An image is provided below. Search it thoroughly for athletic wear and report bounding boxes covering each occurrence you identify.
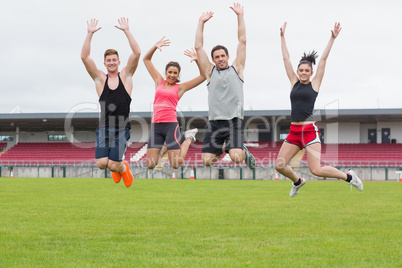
[202,118,244,155]
[96,74,131,162]
[184,128,198,142]
[285,122,321,149]
[148,122,181,150]
[289,178,306,197]
[347,170,363,191]
[99,74,131,129]
[207,66,244,120]
[112,171,121,183]
[95,127,130,161]
[121,161,133,187]
[290,81,318,122]
[152,81,180,123]
[243,144,256,169]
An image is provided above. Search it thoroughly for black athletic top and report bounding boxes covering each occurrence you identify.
[290,81,318,122]
[98,74,131,128]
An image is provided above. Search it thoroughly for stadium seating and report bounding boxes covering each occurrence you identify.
[0,142,7,151]
[0,142,146,166]
[1,141,402,167]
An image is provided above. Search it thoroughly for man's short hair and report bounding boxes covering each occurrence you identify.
[211,45,228,58]
[104,49,119,60]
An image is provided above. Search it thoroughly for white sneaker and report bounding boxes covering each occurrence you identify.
[289,178,306,197]
[347,170,363,191]
[184,128,198,142]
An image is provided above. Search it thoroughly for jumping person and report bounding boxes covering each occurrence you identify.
[143,37,205,169]
[275,22,363,197]
[194,3,255,169]
[81,18,140,187]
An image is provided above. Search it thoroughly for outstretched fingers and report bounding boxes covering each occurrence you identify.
[156,36,170,51]
[87,18,101,33]
[230,2,244,16]
[199,11,214,23]
[184,48,197,63]
[115,17,129,31]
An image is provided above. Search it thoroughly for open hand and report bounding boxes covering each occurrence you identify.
[87,18,101,34]
[230,2,244,16]
[115,17,130,32]
[184,48,198,63]
[155,36,170,51]
[199,11,214,23]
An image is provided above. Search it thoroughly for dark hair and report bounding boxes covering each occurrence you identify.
[298,50,318,69]
[165,61,181,73]
[211,45,229,58]
[165,61,181,82]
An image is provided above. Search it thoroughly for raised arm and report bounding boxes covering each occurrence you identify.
[280,22,298,86]
[115,17,141,78]
[312,22,342,91]
[178,48,206,98]
[143,37,170,88]
[81,19,103,82]
[231,3,246,78]
[194,12,214,82]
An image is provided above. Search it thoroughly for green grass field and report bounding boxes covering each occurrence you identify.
[0,178,401,267]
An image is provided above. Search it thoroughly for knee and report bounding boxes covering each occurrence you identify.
[202,158,213,167]
[146,158,156,170]
[146,162,156,170]
[275,159,286,172]
[171,163,181,170]
[107,161,121,172]
[309,167,321,177]
[230,155,243,164]
[229,150,244,164]
[96,159,108,170]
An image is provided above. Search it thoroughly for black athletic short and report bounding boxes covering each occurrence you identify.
[147,122,181,150]
[202,118,244,155]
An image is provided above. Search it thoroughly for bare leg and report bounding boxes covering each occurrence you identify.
[96,157,109,170]
[305,143,347,180]
[146,148,161,169]
[275,142,301,183]
[202,153,222,167]
[167,137,194,169]
[228,148,245,163]
[107,159,125,173]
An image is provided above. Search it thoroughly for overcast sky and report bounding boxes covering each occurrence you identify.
[1,0,401,114]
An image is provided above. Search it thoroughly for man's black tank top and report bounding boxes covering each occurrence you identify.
[99,74,131,128]
[290,81,318,122]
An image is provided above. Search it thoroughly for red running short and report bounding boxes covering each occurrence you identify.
[285,122,321,149]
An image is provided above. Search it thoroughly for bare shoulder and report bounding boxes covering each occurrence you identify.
[231,63,244,81]
[311,78,320,93]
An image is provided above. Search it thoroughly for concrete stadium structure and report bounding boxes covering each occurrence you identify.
[1,108,402,180]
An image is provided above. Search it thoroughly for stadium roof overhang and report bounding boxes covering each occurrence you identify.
[0,108,401,132]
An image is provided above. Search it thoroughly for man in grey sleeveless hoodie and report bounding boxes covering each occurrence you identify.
[194,3,255,169]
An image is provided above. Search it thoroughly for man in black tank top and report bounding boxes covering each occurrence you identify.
[81,17,141,188]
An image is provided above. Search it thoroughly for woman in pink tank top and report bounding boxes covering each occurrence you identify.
[143,36,205,170]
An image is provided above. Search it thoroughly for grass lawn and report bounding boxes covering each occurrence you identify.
[0,178,401,267]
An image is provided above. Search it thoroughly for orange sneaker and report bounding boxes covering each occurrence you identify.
[112,171,122,183]
[121,161,133,188]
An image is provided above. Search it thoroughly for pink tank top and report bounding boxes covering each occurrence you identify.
[152,81,180,123]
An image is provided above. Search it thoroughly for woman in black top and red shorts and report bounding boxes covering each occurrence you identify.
[275,22,363,197]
